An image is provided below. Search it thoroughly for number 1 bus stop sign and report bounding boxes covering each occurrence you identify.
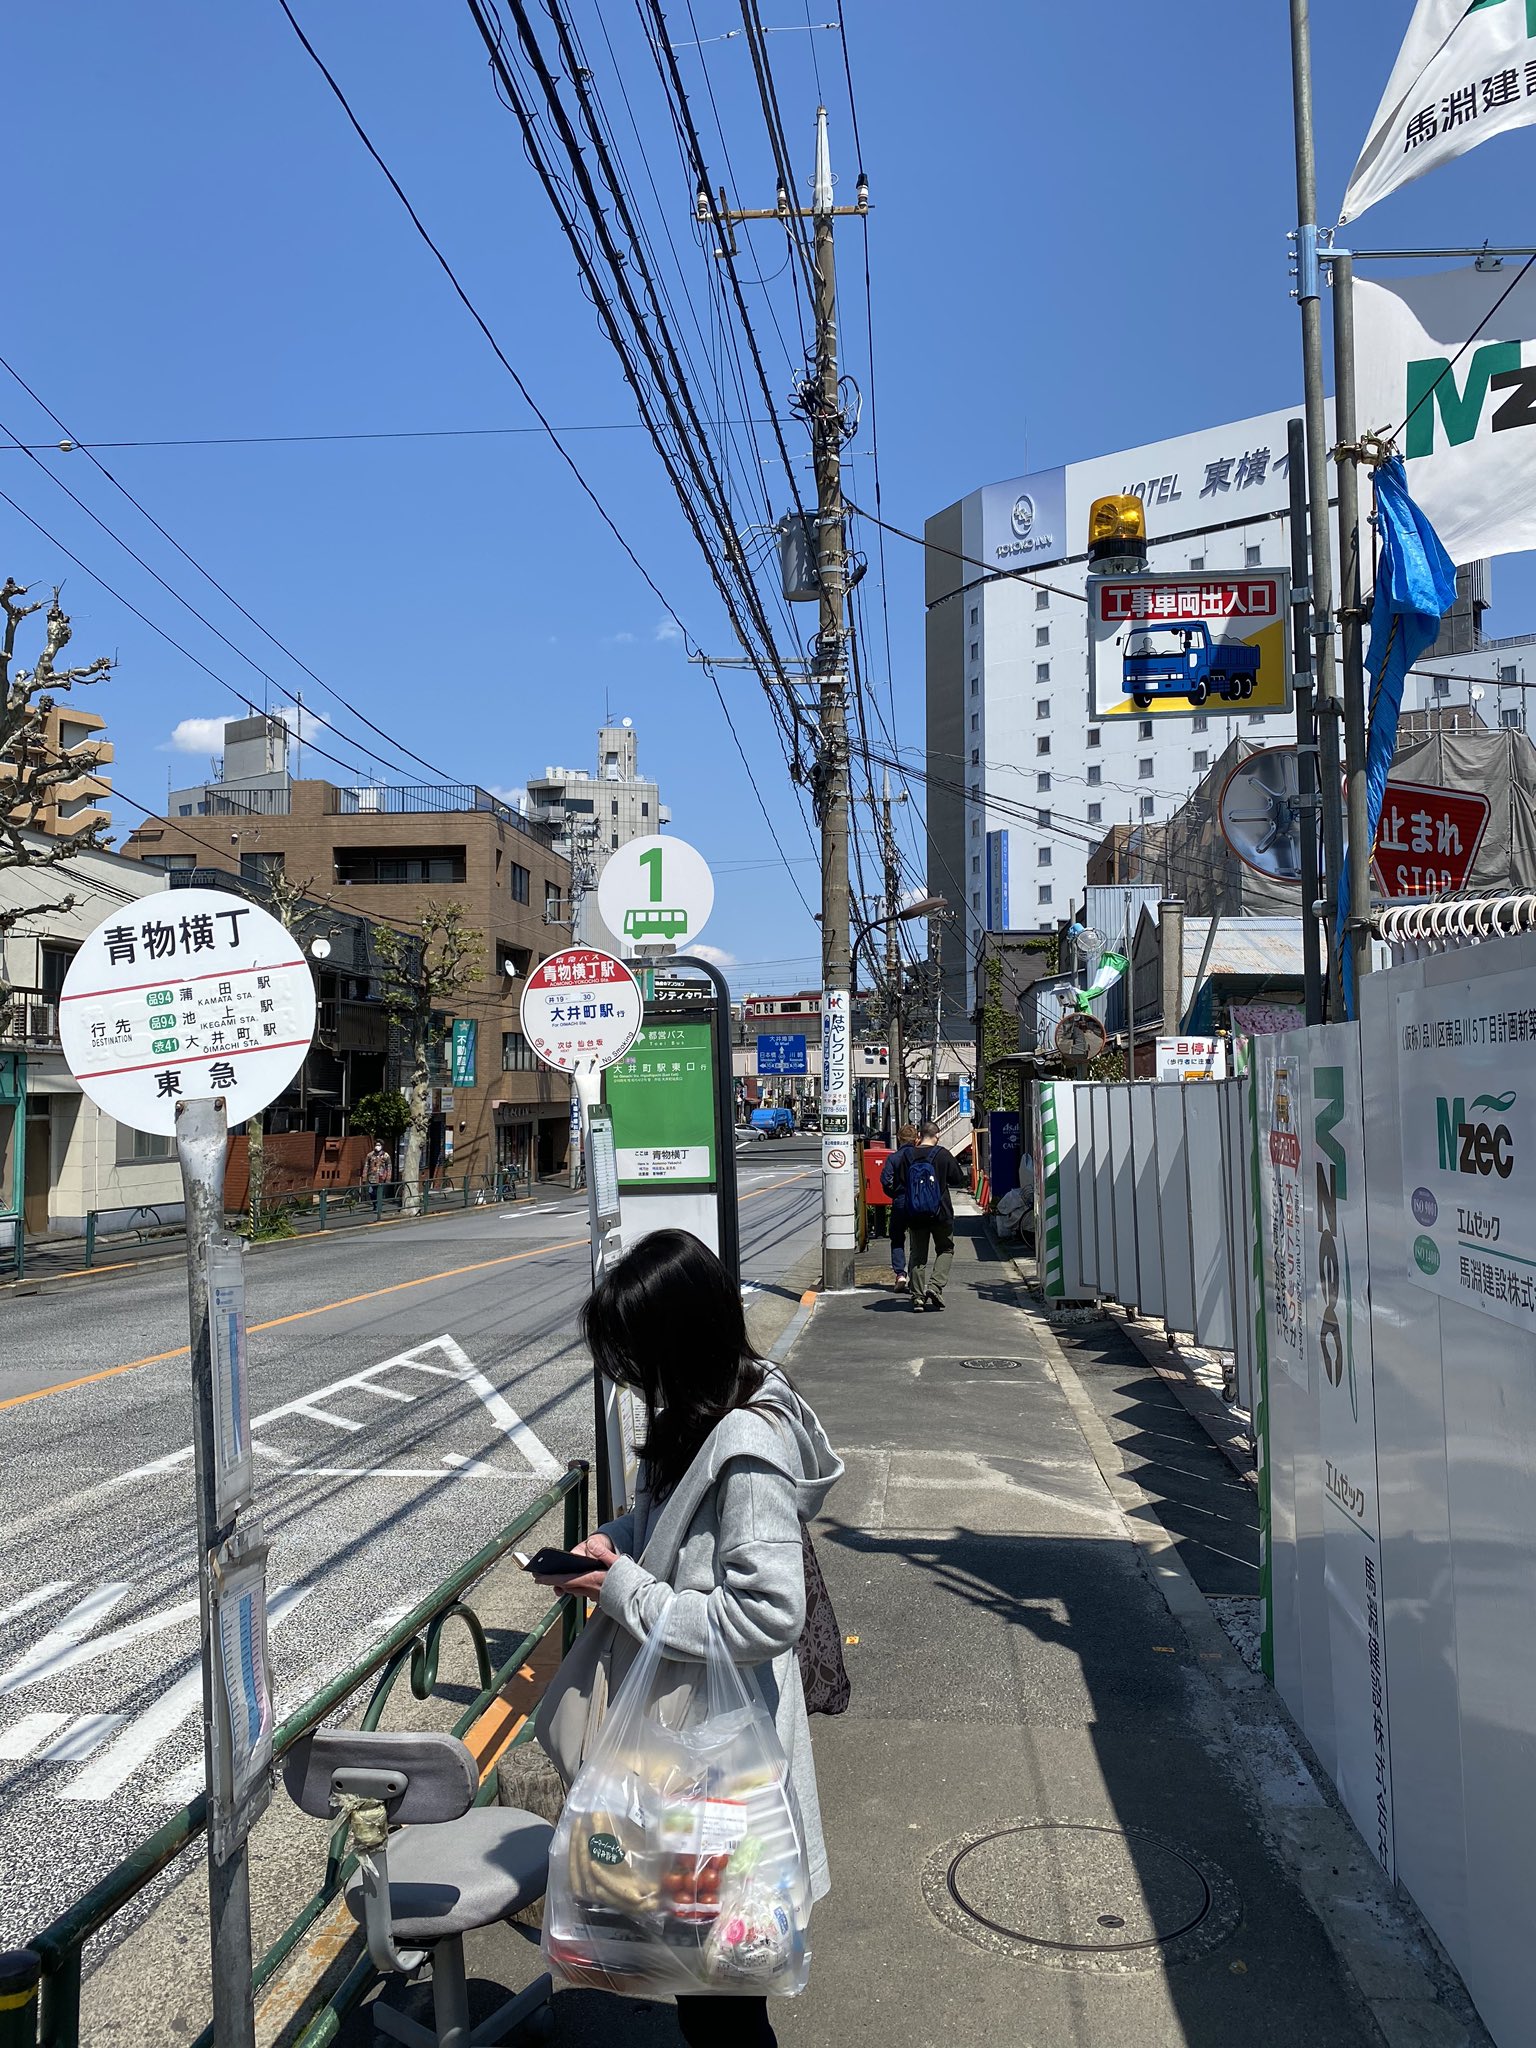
[58,886,318,1132]
[597,835,714,951]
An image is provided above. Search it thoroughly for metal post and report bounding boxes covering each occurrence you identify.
[84,1211,96,1270]
[0,1950,41,2048]
[811,107,856,1292]
[1332,249,1374,1005]
[671,953,743,1285]
[177,1097,256,2048]
[1289,0,1346,1018]
[929,922,943,1121]
[1288,416,1326,1025]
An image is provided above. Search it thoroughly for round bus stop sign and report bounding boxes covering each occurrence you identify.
[520,946,644,1073]
[596,836,714,952]
[58,888,317,1136]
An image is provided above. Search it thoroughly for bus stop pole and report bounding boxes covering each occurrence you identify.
[671,954,741,1287]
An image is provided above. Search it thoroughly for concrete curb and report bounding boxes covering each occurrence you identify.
[1015,1257,1491,2048]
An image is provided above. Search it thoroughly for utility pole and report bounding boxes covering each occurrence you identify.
[1331,250,1374,1006]
[928,922,944,1122]
[703,110,868,1289]
[881,769,904,1138]
[1288,0,1347,1019]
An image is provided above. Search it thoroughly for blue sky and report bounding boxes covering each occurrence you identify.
[7,2,1536,991]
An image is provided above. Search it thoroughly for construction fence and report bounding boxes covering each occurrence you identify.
[1033,930,1536,2048]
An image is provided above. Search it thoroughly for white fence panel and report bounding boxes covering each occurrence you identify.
[1152,1083,1196,1333]
[1182,1084,1233,1347]
[1128,1083,1164,1319]
[1074,1082,1101,1294]
[1091,1085,1115,1298]
[1107,1086,1140,1308]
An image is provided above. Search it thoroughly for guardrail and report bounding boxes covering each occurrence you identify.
[2,1462,589,2048]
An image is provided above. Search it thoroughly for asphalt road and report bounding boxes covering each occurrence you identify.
[0,1157,819,1948]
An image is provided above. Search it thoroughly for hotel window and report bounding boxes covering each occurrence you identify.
[1189,555,1205,571]
[1194,750,1209,772]
[1138,719,1153,739]
[970,678,978,697]
[1192,712,1208,733]
[1036,737,1050,756]
[1037,662,1050,683]
[970,712,979,732]
[971,748,980,765]
[1140,795,1155,818]
[1245,542,1262,566]
[1036,698,1050,719]
[972,854,981,875]
[1035,589,1049,610]
[1036,772,1051,793]
[1087,764,1102,786]
[971,817,981,836]
[972,891,980,910]
[969,606,978,626]
[1139,758,1153,778]
[1087,727,1101,748]
[970,642,978,661]
[1037,845,1051,866]
[1248,712,1266,726]
[1087,802,1102,825]
[1035,626,1050,648]
[1038,884,1053,905]
[1037,809,1051,829]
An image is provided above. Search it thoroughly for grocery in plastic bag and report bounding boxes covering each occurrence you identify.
[542,1595,813,1998]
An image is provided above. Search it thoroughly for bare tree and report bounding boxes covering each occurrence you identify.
[1,581,112,1023]
[240,868,331,1235]
[372,904,484,1214]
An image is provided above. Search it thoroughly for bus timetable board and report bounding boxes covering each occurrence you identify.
[605,1020,718,1187]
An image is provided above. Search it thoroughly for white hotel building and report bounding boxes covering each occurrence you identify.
[925,404,1334,1007]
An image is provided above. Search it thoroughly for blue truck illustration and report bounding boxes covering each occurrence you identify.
[1121,619,1261,708]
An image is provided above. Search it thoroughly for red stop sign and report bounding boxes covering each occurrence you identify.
[1371,779,1490,899]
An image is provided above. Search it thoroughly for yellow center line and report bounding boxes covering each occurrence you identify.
[0,1169,815,1414]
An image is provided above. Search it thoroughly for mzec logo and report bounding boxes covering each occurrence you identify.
[1436,1092,1516,1180]
[1407,345,1536,458]
[1314,1065,1356,1418]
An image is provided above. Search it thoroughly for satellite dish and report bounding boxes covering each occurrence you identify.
[1055,1011,1107,1062]
[1218,745,1305,882]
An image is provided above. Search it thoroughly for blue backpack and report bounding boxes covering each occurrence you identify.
[906,1149,943,1218]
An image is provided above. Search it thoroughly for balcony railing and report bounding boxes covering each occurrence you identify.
[200,787,293,817]
[0,989,60,1048]
[325,782,555,844]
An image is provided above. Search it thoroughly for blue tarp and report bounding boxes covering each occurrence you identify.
[1339,454,1458,1018]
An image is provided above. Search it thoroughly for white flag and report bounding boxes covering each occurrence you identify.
[1341,0,1536,223]
[1353,265,1536,563]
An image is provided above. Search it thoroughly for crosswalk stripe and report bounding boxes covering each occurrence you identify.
[39,1714,127,1761]
[0,1584,73,1630]
[0,1712,70,1759]
[0,1585,131,1696]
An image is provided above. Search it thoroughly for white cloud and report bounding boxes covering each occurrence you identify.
[487,784,528,810]
[688,942,736,970]
[654,618,683,644]
[160,716,228,755]
[604,630,637,646]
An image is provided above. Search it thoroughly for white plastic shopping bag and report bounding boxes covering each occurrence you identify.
[541,1597,812,1997]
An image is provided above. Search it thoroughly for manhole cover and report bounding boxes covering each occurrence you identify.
[955,1358,1023,1371]
[922,1820,1241,1973]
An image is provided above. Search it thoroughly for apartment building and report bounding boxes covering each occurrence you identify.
[121,715,575,1183]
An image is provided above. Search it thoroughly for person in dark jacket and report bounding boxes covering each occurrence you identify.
[879,1122,920,1288]
[896,1120,968,1311]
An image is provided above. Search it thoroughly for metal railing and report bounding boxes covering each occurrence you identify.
[324,783,555,846]
[2,1464,589,2048]
[0,991,60,1049]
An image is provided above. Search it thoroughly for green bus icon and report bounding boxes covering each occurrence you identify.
[623,906,689,941]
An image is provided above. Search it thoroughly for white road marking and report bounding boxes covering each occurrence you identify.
[0,1711,70,1759]
[0,1583,72,1629]
[0,1592,201,1694]
[0,1584,132,1696]
[63,1585,312,1803]
[39,1714,126,1761]
[117,1334,559,1484]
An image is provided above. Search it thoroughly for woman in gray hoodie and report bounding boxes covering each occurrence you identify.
[535,1228,843,2048]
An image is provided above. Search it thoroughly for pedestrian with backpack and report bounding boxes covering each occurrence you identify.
[878,1122,920,1288]
[896,1120,968,1312]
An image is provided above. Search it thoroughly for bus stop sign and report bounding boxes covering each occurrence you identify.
[597,835,714,950]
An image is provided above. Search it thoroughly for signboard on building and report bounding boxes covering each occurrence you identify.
[519,946,643,1072]
[606,1021,716,1186]
[1087,568,1292,722]
[757,1032,808,1076]
[1371,779,1490,899]
[451,1017,477,1088]
[1155,1036,1228,1083]
[596,835,714,951]
[985,828,1010,931]
[1397,966,1536,1334]
[821,988,851,1137]
[57,887,317,1137]
[978,465,1068,569]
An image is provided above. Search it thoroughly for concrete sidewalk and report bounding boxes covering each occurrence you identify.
[344,1206,1483,2048]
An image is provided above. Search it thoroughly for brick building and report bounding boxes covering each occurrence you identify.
[121,717,575,1182]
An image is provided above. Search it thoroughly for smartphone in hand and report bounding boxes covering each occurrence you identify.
[514,1547,609,1578]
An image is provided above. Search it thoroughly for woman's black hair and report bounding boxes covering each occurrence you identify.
[580,1229,767,1498]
